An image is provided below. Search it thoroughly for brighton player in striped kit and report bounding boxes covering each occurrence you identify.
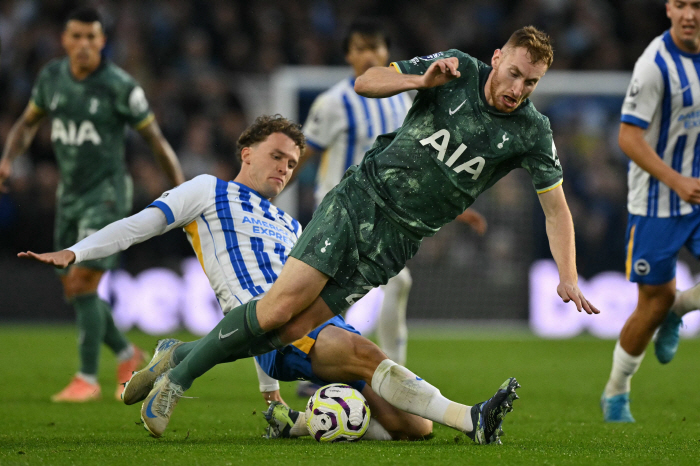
[21,115,514,443]
[602,0,700,422]
[300,19,415,370]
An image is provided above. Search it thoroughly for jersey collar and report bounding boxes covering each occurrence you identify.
[231,181,268,201]
[64,56,108,83]
[662,30,700,59]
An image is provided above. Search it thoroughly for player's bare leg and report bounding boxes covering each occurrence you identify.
[603,280,675,422]
[307,326,517,444]
[53,266,145,402]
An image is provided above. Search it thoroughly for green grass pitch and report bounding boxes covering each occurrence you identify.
[0,325,698,465]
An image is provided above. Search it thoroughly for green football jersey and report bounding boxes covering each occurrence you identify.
[355,49,562,238]
[30,58,153,210]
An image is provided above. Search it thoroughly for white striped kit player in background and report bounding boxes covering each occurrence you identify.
[602,0,700,422]
[300,19,486,373]
[21,115,508,443]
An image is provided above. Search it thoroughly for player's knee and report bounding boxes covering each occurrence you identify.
[392,267,412,290]
[638,284,676,316]
[63,271,100,298]
[348,336,387,380]
[408,419,433,440]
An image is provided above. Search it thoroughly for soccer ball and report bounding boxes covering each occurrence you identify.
[305,383,370,442]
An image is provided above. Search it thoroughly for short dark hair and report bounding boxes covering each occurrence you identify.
[236,115,305,161]
[342,18,390,55]
[503,26,554,68]
[65,7,102,27]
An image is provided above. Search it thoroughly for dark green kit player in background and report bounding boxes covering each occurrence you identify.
[0,7,184,402]
[121,26,600,440]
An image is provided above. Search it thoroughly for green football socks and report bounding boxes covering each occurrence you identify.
[168,300,282,390]
[73,294,131,376]
[98,298,129,355]
[73,294,106,376]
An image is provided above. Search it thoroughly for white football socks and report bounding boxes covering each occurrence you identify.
[377,268,412,365]
[116,344,135,363]
[669,284,700,317]
[604,341,645,398]
[289,412,309,438]
[371,359,473,433]
[77,372,98,385]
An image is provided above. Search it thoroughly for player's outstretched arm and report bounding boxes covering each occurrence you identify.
[538,185,600,315]
[619,122,700,204]
[0,104,45,193]
[18,250,75,268]
[355,58,461,98]
[19,208,167,267]
[138,119,185,187]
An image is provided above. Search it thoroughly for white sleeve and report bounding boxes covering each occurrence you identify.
[302,92,346,150]
[68,208,167,263]
[254,358,280,393]
[621,57,663,129]
[148,174,215,230]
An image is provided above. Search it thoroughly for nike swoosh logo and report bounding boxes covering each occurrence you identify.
[679,84,692,94]
[149,360,162,373]
[219,328,239,339]
[449,99,467,115]
[145,390,160,418]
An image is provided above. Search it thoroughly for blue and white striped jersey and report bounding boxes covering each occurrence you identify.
[303,77,412,206]
[148,175,301,313]
[622,31,700,218]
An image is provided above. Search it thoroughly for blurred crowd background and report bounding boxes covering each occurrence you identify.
[0,0,678,321]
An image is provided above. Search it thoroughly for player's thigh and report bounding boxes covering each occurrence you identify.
[276,296,335,345]
[684,208,700,259]
[256,257,330,330]
[61,266,105,297]
[626,214,687,284]
[309,325,387,384]
[360,384,432,440]
[636,280,677,319]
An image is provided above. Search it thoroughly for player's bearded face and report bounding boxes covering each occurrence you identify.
[241,133,300,199]
[62,21,105,71]
[489,47,547,113]
[667,0,700,53]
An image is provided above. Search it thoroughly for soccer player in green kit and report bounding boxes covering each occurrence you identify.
[0,7,184,402]
[132,26,599,441]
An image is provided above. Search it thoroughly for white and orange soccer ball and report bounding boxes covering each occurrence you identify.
[305,383,370,442]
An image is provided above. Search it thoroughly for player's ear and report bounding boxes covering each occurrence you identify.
[240,146,252,164]
[491,49,502,68]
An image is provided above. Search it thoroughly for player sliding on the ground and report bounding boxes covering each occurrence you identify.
[20,115,518,444]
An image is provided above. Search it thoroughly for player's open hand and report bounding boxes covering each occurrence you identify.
[421,58,461,89]
[557,281,600,314]
[672,175,700,204]
[18,250,76,268]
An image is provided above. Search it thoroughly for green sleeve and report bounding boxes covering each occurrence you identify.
[521,123,563,194]
[114,80,154,129]
[391,49,472,76]
[29,67,50,111]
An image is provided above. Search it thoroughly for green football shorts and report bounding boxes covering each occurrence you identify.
[290,169,421,315]
[54,197,130,275]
